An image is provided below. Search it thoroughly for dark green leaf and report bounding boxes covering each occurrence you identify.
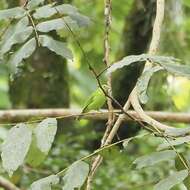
[30,175,59,190]
[133,150,176,169]
[62,161,89,190]
[0,7,25,20]
[1,123,32,176]
[39,35,73,59]
[154,170,188,190]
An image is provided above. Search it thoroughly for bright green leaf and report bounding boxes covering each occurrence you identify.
[154,170,188,190]
[34,118,57,154]
[0,7,25,20]
[39,35,73,59]
[62,161,89,190]
[1,123,32,176]
[30,175,59,190]
[8,38,36,73]
[133,150,176,169]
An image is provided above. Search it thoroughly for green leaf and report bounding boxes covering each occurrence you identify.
[36,17,78,32]
[26,134,47,167]
[1,123,32,176]
[27,0,45,10]
[34,118,57,154]
[8,38,36,73]
[164,127,190,137]
[158,61,190,78]
[69,13,91,27]
[62,161,89,190]
[137,66,163,104]
[106,54,180,74]
[0,7,25,20]
[39,35,73,60]
[133,150,176,169]
[1,27,33,55]
[154,170,188,190]
[30,175,59,190]
[33,4,78,19]
[33,4,56,19]
[157,136,190,151]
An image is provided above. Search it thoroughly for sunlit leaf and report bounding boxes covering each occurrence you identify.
[137,66,163,104]
[8,38,36,73]
[39,35,73,59]
[34,118,57,154]
[69,13,91,27]
[1,123,32,176]
[62,161,89,190]
[157,136,190,150]
[0,7,25,20]
[133,150,176,169]
[30,175,59,190]
[154,170,188,190]
[36,17,78,32]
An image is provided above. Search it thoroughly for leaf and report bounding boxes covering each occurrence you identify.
[106,54,180,75]
[36,17,78,32]
[34,118,57,154]
[39,35,73,60]
[62,161,89,190]
[158,61,190,78]
[33,4,78,19]
[69,13,91,27]
[154,170,188,190]
[30,175,59,190]
[133,150,176,169]
[157,136,190,151]
[164,127,190,137]
[137,66,163,104]
[0,7,25,20]
[8,38,36,73]
[1,123,32,176]
[26,134,47,167]
[27,0,45,10]
[33,4,56,19]
[1,27,33,55]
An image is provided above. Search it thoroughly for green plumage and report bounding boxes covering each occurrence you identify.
[81,86,107,114]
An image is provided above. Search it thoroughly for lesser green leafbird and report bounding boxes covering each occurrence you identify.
[79,85,108,119]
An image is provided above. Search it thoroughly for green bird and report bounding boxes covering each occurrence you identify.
[79,85,108,119]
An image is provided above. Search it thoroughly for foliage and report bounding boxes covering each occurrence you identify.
[0,0,190,190]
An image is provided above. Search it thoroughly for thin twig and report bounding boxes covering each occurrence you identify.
[0,176,20,190]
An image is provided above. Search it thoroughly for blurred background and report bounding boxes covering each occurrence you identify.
[0,0,190,189]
